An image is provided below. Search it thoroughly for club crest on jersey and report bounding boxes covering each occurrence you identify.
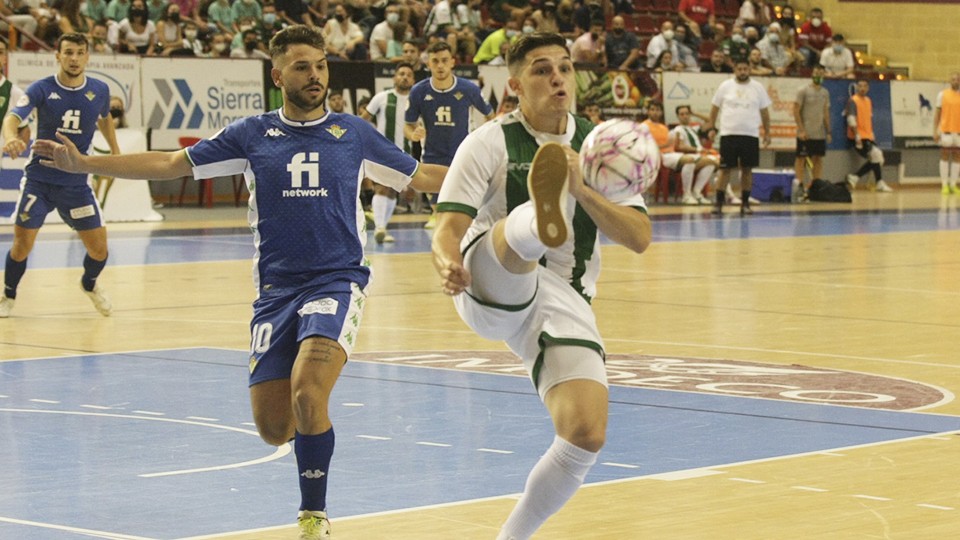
[454,92,464,100]
[85,91,96,101]
[325,124,347,139]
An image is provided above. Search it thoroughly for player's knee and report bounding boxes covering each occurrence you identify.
[565,422,606,453]
[257,420,295,446]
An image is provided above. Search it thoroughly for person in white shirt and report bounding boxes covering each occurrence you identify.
[645,20,679,69]
[820,33,855,79]
[369,3,402,60]
[665,105,717,205]
[706,60,772,215]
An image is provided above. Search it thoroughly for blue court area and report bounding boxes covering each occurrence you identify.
[1,207,959,270]
[2,348,960,540]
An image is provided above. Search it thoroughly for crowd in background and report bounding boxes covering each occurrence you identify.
[0,0,860,79]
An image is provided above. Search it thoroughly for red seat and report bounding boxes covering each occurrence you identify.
[178,137,246,208]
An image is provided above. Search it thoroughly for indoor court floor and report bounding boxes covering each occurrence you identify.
[2,187,960,539]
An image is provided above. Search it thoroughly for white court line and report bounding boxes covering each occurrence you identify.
[416,441,452,447]
[132,410,165,416]
[478,448,514,454]
[792,486,829,493]
[729,478,766,484]
[356,435,391,441]
[854,494,893,501]
[0,515,156,540]
[0,408,287,478]
[81,404,115,410]
[28,398,60,404]
[602,462,640,469]
[185,416,219,422]
[917,504,954,511]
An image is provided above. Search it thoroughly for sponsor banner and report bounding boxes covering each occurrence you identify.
[663,72,807,150]
[9,52,142,127]
[890,79,944,148]
[478,64,513,116]
[351,351,950,411]
[142,57,264,148]
[576,68,658,120]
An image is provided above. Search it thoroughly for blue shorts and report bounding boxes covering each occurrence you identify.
[14,179,104,230]
[247,282,367,387]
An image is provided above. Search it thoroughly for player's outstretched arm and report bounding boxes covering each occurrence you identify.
[409,163,447,193]
[33,132,193,180]
[431,211,473,296]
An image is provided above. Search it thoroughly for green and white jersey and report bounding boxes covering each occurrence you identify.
[437,110,648,301]
[365,88,411,152]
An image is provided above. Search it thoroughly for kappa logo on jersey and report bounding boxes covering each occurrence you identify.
[298,298,339,317]
[300,469,326,479]
[283,152,329,198]
[49,92,62,100]
[325,124,347,139]
[264,128,286,137]
[424,94,434,101]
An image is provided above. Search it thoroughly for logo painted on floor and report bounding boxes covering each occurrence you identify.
[352,351,947,411]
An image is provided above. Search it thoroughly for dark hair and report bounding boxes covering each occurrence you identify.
[269,24,325,62]
[506,32,567,73]
[395,61,415,72]
[675,104,691,115]
[833,33,844,42]
[58,32,88,52]
[503,95,519,105]
[426,41,453,55]
[647,100,663,110]
[813,63,826,70]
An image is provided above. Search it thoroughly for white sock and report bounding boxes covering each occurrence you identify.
[680,163,695,195]
[694,165,715,195]
[503,202,546,262]
[372,194,396,230]
[497,436,598,540]
[951,161,960,187]
[941,160,950,186]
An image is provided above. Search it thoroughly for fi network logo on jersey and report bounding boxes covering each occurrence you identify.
[283,152,329,198]
[148,78,204,129]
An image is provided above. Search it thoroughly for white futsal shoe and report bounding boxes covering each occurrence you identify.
[0,295,14,318]
[527,142,569,248]
[875,180,894,192]
[298,510,331,540]
[82,282,112,316]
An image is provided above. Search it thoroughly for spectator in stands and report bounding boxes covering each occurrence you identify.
[701,48,731,73]
[232,0,263,27]
[820,33,854,79]
[673,23,700,72]
[90,21,114,52]
[721,25,750,67]
[328,88,347,113]
[231,28,271,58]
[181,19,205,55]
[258,2,285,43]
[84,0,109,24]
[59,0,92,35]
[491,0,531,25]
[645,20,678,69]
[106,0,132,22]
[473,19,517,64]
[747,47,772,76]
[323,3,367,60]
[669,104,717,205]
[117,0,157,54]
[678,0,715,44]
[169,0,201,26]
[0,0,39,44]
[146,0,165,21]
[499,95,519,116]
[582,101,603,125]
[736,0,770,33]
[571,18,605,65]
[423,0,458,47]
[349,0,378,40]
[797,6,831,67]
[531,0,559,34]
[711,21,726,45]
[370,3,402,60]
[777,4,796,32]
[573,0,603,35]
[156,4,184,55]
[207,0,236,39]
[846,79,892,192]
[605,15,641,70]
[554,0,576,38]
[653,50,680,73]
[276,0,316,27]
[209,31,231,57]
[756,22,793,75]
[456,0,484,40]
[402,39,426,70]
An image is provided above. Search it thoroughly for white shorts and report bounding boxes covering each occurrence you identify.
[941,133,960,148]
[661,152,685,170]
[452,262,606,399]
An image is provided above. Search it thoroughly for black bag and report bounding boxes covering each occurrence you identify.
[807,179,852,203]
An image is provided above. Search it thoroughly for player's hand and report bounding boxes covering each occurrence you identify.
[855,138,862,150]
[4,138,26,157]
[797,129,807,141]
[437,261,471,296]
[411,126,426,142]
[934,132,940,143]
[762,134,771,148]
[32,132,84,173]
[826,132,832,144]
[561,145,586,199]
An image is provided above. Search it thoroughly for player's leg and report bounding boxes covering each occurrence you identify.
[865,142,890,191]
[677,155,698,205]
[76,226,112,316]
[738,137,760,214]
[940,135,953,194]
[1,181,53,316]
[713,136,738,214]
[693,157,716,204]
[948,136,960,193]
[497,345,607,540]
[794,138,808,187]
[371,183,398,244]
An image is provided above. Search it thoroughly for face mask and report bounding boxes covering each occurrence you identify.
[747,36,758,45]
[184,29,197,39]
[768,33,779,44]
[662,29,674,41]
[213,42,227,52]
[245,41,256,51]
[812,76,823,85]
[130,8,147,19]
[109,108,123,119]
[522,25,534,34]
[170,13,179,22]
[590,32,598,40]
[386,12,399,23]
[263,13,276,24]
[732,34,744,43]
[811,17,821,28]
[505,29,517,38]
[833,44,843,53]
[334,13,345,22]
[612,27,623,35]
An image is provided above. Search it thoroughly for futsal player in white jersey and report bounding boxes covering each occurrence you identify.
[34,25,447,540]
[432,33,652,540]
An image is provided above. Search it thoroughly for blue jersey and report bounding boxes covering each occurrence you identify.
[186,110,419,296]
[405,76,492,166]
[10,75,110,186]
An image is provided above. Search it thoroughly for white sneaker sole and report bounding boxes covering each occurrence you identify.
[527,142,569,248]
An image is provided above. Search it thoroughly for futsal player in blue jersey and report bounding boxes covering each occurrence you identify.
[34,25,448,540]
[0,33,119,318]
[404,41,494,227]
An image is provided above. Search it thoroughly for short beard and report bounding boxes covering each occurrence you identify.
[286,86,328,114]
